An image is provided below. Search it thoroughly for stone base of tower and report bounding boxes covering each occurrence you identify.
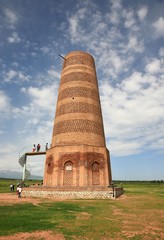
[43,145,112,187]
[22,186,124,199]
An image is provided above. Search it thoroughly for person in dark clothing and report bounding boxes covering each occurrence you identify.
[37,144,41,152]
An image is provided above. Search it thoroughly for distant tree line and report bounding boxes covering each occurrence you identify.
[113,180,164,183]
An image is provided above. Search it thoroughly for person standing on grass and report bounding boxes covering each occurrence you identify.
[18,186,22,198]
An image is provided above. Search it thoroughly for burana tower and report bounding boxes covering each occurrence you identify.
[44,51,112,187]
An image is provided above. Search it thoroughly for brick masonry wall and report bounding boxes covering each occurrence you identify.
[52,50,105,147]
[44,51,112,188]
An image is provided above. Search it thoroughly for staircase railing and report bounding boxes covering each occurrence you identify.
[18,146,31,181]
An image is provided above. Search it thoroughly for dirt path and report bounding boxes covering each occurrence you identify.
[0,231,65,240]
[0,193,41,205]
[0,193,65,205]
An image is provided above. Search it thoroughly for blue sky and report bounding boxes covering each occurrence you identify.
[0,0,163,180]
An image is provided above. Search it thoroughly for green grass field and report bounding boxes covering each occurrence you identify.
[0,180,163,239]
[0,178,42,193]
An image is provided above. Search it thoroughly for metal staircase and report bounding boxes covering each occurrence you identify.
[19,153,26,167]
[18,146,46,181]
[18,153,30,180]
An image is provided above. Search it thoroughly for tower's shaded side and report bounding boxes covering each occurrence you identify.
[44,51,112,187]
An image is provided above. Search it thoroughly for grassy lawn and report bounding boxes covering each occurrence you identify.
[0,178,42,193]
[0,181,163,239]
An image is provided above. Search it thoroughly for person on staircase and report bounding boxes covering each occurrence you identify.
[37,143,41,152]
[32,144,36,152]
[45,143,48,151]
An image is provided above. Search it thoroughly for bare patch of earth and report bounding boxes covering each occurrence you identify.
[113,196,164,240]
[0,193,62,205]
[0,231,65,240]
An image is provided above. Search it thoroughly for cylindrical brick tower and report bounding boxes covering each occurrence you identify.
[44,51,112,187]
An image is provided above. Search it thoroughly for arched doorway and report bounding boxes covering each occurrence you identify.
[92,162,100,185]
[63,161,73,186]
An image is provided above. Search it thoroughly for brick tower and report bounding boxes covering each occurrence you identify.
[44,51,112,187]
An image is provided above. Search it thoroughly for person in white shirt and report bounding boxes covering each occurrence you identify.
[17,186,22,198]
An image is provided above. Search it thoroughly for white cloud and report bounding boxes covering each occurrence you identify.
[124,10,136,28]
[0,91,27,119]
[110,140,141,156]
[18,71,30,81]
[110,0,122,10]
[108,0,122,25]
[27,85,57,111]
[66,1,145,81]
[6,70,17,81]
[0,143,17,154]
[159,47,164,57]
[3,8,18,25]
[149,138,164,151]
[47,69,60,79]
[110,50,123,73]
[145,58,161,74]
[137,6,148,21]
[7,32,21,43]
[153,17,164,38]
[40,47,50,54]
[68,16,79,43]
[127,36,144,52]
[100,69,163,156]
[4,69,30,82]
[20,87,26,93]
[0,91,11,113]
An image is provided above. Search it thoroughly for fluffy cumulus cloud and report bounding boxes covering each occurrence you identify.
[3,7,18,26]
[153,17,164,38]
[145,58,161,74]
[100,67,163,156]
[27,85,57,111]
[7,31,21,43]
[0,90,11,116]
[137,6,148,21]
[66,0,146,80]
[4,69,30,82]
[127,36,144,52]
[124,9,136,29]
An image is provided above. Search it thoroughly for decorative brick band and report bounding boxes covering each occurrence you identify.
[58,87,99,101]
[53,119,104,136]
[62,66,95,75]
[61,72,97,85]
[56,102,102,117]
[63,55,95,69]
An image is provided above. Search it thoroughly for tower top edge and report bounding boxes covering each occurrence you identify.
[64,50,94,59]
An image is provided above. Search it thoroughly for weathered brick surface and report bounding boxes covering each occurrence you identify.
[61,72,96,85]
[53,119,104,135]
[44,51,112,189]
[56,102,101,117]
